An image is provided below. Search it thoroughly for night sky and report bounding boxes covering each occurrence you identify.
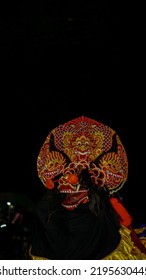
[1,1,145,225]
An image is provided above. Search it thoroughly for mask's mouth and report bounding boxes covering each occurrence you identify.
[59,185,89,210]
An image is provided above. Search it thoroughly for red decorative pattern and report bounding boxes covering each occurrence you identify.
[37,116,128,193]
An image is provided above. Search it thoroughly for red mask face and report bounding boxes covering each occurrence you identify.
[58,173,89,210]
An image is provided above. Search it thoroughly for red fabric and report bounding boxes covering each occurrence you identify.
[110,197,132,227]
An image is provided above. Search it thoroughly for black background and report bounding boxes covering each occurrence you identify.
[1,0,146,225]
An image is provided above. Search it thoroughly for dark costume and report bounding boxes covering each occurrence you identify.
[30,116,146,260]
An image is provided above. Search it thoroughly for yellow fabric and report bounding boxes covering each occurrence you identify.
[103,226,146,260]
[134,226,146,250]
[29,246,48,260]
[140,239,146,248]
[29,226,146,260]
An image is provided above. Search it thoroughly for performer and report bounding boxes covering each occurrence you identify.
[29,116,146,259]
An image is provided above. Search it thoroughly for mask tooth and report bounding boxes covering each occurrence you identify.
[76,184,80,192]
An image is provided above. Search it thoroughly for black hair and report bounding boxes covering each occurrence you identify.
[78,168,120,227]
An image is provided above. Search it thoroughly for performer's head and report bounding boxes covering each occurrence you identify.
[37,116,128,215]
